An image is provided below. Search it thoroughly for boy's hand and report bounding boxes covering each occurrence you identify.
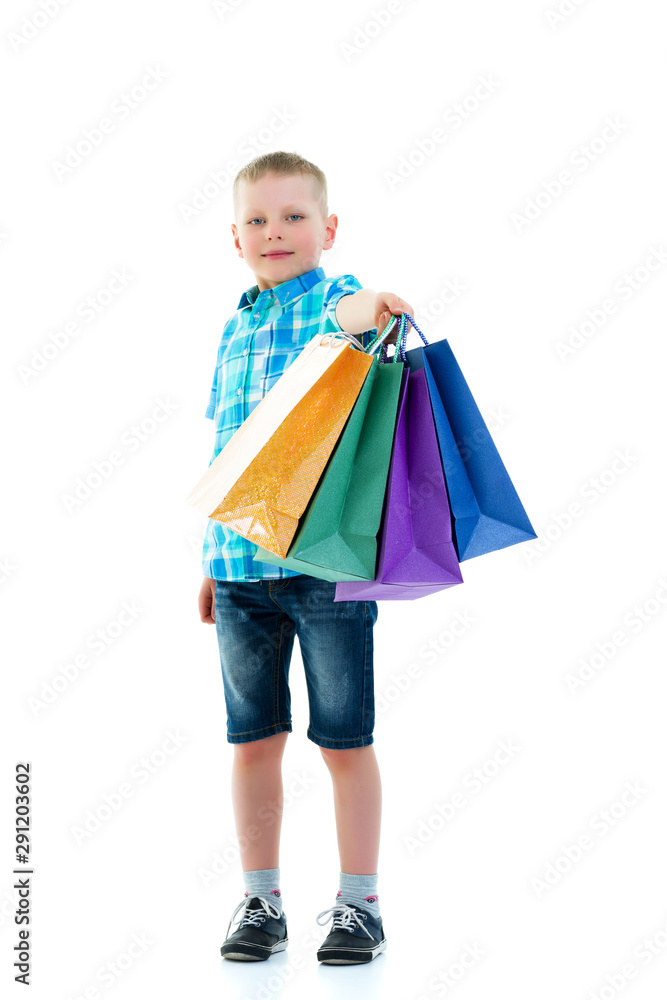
[199,576,216,624]
[374,293,414,345]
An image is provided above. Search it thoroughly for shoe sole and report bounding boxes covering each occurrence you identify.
[317,938,387,964]
[221,937,288,962]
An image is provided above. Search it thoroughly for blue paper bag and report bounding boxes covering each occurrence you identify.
[404,322,536,560]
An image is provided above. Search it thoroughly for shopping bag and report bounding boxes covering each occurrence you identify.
[185,333,374,558]
[335,359,464,601]
[253,339,405,580]
[402,315,537,560]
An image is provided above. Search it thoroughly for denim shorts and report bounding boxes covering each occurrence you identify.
[213,575,379,749]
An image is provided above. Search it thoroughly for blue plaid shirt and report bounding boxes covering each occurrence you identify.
[202,266,376,581]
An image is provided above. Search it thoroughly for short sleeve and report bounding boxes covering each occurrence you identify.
[320,275,376,348]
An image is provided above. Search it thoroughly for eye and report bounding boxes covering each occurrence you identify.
[248,218,263,225]
[288,214,302,221]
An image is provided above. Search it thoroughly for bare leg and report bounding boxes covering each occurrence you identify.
[231,731,289,871]
[319,745,382,874]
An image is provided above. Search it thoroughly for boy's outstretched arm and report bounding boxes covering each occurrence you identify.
[335,289,414,343]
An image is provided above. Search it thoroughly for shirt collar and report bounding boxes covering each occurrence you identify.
[237,266,326,311]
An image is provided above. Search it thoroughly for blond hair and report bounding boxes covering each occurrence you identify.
[232,151,328,220]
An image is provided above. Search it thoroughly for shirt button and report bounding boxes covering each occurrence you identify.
[253,312,259,320]
[236,388,242,396]
[242,349,248,356]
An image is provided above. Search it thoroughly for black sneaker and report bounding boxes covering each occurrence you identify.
[220,894,288,961]
[316,901,387,964]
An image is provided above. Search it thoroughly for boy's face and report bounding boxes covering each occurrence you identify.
[232,172,337,291]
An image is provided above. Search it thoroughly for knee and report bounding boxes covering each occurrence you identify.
[319,745,366,767]
[234,731,288,766]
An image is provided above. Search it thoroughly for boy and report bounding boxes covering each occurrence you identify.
[197,151,413,965]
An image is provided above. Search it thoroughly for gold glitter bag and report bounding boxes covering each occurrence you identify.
[186,332,374,558]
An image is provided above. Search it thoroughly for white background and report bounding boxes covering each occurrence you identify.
[2,0,666,997]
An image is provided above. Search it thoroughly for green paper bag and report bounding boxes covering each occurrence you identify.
[253,357,404,580]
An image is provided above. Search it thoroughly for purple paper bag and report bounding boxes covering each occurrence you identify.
[335,367,463,601]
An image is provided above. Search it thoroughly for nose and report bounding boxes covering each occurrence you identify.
[265,221,284,240]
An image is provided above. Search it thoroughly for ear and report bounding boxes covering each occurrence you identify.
[231,223,243,256]
[323,213,338,251]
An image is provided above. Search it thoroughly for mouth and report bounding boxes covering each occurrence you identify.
[263,252,293,258]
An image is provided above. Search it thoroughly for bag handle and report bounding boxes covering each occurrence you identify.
[320,322,403,353]
[367,311,429,360]
[380,312,408,363]
[320,331,366,350]
[364,315,399,354]
[321,311,427,358]
[396,313,429,357]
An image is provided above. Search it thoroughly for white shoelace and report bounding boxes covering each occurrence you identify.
[225,895,281,941]
[316,902,375,940]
